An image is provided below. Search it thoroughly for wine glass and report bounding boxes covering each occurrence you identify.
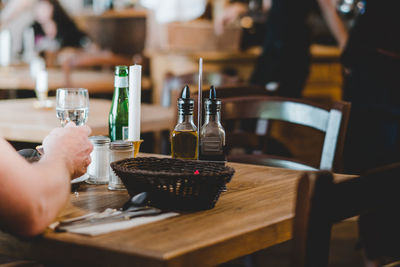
[56,88,89,127]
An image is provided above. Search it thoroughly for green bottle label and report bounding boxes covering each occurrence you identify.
[114,76,128,88]
[123,126,129,140]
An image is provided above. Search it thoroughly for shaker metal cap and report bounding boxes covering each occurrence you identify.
[110,140,133,150]
[89,136,111,144]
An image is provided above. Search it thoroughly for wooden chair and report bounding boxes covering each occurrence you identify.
[291,163,400,267]
[221,96,350,172]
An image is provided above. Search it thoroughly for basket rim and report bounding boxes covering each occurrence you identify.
[110,157,235,178]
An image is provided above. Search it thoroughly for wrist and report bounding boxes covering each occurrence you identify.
[40,152,73,178]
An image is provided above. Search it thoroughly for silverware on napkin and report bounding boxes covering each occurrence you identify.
[55,208,162,232]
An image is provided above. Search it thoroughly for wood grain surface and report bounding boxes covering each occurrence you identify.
[0,156,351,267]
[0,66,151,93]
[0,98,174,143]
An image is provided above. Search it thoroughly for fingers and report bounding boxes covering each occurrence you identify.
[81,125,92,136]
[62,122,91,137]
[65,121,77,128]
[214,19,224,35]
[65,122,91,136]
[85,156,91,167]
[72,156,91,179]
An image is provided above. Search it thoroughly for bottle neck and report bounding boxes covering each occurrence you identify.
[114,86,128,98]
[204,111,221,124]
[178,113,194,124]
[114,76,128,88]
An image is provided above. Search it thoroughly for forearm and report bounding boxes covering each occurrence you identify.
[0,0,36,26]
[318,0,348,50]
[263,0,271,11]
[27,156,71,233]
[0,140,71,236]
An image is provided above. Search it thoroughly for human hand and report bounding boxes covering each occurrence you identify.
[42,122,93,179]
[214,3,248,35]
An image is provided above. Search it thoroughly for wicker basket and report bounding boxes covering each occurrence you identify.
[110,157,235,211]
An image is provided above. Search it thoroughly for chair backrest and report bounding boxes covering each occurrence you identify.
[291,163,400,267]
[221,96,350,172]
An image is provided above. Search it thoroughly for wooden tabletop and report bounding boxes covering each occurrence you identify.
[0,157,351,267]
[0,98,174,143]
[0,66,151,93]
[145,44,341,105]
[78,8,147,19]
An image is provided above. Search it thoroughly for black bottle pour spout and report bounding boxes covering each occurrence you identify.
[204,85,221,115]
[209,85,217,100]
[178,85,194,115]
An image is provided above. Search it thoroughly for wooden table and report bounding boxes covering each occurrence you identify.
[0,159,350,267]
[145,44,343,105]
[0,65,151,94]
[0,65,114,93]
[144,48,260,105]
[0,98,174,143]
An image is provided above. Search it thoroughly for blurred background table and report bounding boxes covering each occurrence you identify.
[0,98,173,143]
[0,65,151,95]
[0,66,113,93]
[145,44,342,105]
[145,48,260,105]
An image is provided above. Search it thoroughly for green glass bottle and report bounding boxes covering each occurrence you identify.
[109,65,129,141]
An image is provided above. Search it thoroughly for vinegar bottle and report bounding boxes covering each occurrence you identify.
[199,86,226,161]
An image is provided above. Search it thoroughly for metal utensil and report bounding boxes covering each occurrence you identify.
[56,192,153,232]
[197,58,203,159]
[58,206,151,227]
[122,192,149,211]
[55,208,162,232]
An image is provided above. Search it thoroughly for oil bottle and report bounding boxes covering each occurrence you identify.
[171,85,198,160]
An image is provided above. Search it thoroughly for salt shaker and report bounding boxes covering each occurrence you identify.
[86,136,110,184]
[109,140,134,190]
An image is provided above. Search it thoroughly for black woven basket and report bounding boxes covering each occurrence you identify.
[110,157,235,211]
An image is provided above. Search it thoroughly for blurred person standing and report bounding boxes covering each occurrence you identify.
[341,0,400,174]
[32,0,91,53]
[216,0,316,98]
[320,0,400,173]
[318,1,400,266]
[0,0,89,61]
[0,0,37,60]
[31,0,133,83]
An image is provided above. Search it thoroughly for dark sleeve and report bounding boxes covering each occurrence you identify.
[58,26,90,48]
[32,22,45,38]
